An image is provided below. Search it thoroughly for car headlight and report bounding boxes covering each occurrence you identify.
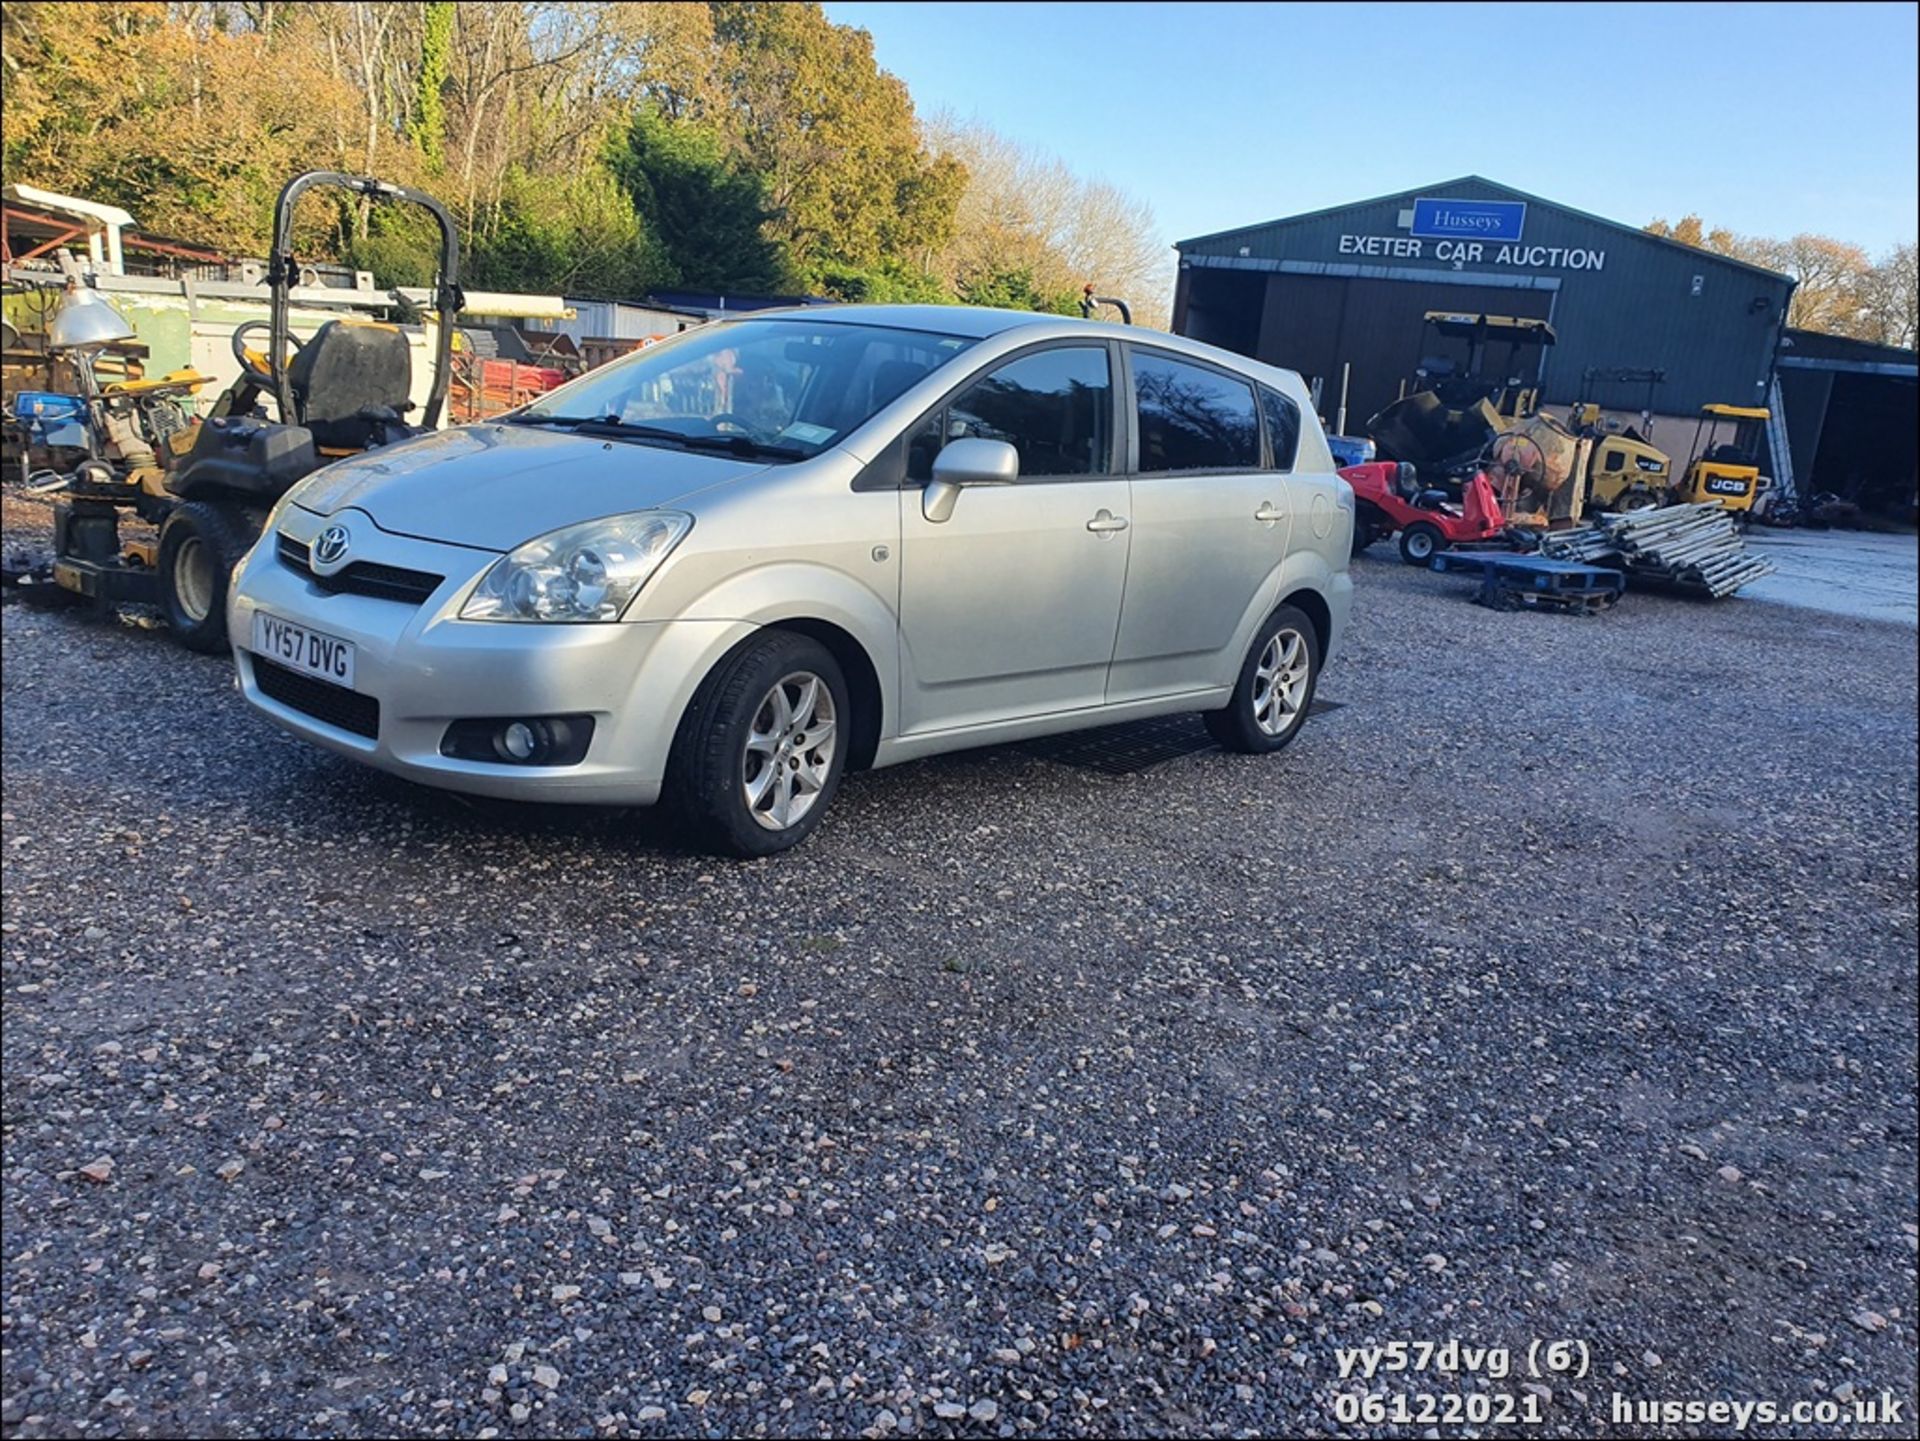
[460,512,692,622]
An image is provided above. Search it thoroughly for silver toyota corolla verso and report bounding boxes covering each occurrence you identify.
[229,305,1354,855]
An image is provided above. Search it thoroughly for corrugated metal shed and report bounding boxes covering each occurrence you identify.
[1174,176,1796,424]
[524,298,708,344]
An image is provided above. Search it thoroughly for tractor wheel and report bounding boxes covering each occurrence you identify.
[1618,487,1663,513]
[1399,522,1445,567]
[158,502,259,653]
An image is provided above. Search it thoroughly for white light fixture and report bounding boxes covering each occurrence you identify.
[47,278,136,353]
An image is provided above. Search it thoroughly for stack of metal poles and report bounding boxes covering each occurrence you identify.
[1536,503,1775,597]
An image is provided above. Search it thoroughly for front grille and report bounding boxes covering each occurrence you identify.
[278,533,443,606]
[253,657,380,739]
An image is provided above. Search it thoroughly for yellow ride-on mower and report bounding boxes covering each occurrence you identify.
[11,171,461,651]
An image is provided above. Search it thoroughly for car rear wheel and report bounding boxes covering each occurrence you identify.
[158,501,259,652]
[1205,604,1321,755]
[667,630,850,857]
[1399,522,1444,567]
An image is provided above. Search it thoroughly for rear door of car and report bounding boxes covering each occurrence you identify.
[1107,346,1294,703]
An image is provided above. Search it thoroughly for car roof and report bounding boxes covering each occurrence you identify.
[730,303,1320,418]
[744,303,1075,340]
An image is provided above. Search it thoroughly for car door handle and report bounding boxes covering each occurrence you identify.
[1086,510,1129,534]
[1255,502,1286,524]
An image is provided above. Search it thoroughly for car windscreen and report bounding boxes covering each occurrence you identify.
[512,319,977,459]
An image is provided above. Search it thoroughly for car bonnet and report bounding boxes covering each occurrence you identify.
[289,423,766,551]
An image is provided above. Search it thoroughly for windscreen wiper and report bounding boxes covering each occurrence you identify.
[675,433,810,460]
[509,414,702,446]
[509,413,806,459]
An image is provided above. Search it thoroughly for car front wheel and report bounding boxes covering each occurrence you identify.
[667,630,850,857]
[1205,604,1321,754]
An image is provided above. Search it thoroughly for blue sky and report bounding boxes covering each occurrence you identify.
[824,1,1919,257]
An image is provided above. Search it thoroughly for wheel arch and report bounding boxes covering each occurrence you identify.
[1275,586,1331,660]
[766,617,884,772]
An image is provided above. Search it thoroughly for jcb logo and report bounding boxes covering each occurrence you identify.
[1706,477,1750,496]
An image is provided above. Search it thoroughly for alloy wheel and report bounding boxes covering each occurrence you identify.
[742,671,837,831]
[1251,629,1310,737]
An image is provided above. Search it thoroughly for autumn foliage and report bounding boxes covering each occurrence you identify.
[1,2,1173,323]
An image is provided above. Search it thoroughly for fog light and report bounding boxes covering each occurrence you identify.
[440,715,595,766]
[498,720,541,761]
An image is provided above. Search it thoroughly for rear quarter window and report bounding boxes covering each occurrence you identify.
[1259,386,1302,472]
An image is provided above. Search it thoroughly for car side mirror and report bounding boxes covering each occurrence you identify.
[923,437,1018,523]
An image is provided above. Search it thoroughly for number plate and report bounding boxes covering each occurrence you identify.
[253,611,356,689]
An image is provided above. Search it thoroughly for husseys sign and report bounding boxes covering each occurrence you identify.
[1411,197,1526,241]
[1336,195,1605,272]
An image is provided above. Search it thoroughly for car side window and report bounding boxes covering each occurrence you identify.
[1133,351,1261,473]
[1259,386,1301,472]
[944,347,1112,479]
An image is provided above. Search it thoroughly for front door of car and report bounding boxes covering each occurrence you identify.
[895,344,1130,735]
[1108,348,1293,702]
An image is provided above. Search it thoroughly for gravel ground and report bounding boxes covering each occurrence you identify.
[3,502,1916,1438]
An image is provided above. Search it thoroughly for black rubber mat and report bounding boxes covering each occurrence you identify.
[1023,700,1345,775]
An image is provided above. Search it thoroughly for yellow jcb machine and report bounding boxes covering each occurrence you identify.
[1676,403,1769,513]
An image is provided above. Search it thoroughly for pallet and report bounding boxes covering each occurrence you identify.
[1430,551,1625,615]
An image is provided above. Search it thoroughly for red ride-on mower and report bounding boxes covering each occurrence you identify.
[1342,461,1506,566]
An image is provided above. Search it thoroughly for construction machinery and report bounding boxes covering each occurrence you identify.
[1564,403,1674,512]
[6,171,461,650]
[1675,403,1769,513]
[1564,366,1676,512]
[1480,411,1593,529]
[1365,311,1556,484]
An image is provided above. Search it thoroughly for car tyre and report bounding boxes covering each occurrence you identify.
[1204,604,1321,755]
[158,501,259,652]
[667,630,850,857]
[1398,522,1445,567]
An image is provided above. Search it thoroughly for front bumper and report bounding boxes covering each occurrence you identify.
[227,510,752,806]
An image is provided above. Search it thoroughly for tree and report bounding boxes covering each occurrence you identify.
[956,266,1080,316]
[464,166,672,297]
[926,115,1172,327]
[2,2,365,255]
[1646,214,1705,248]
[1,1,1168,318]
[610,104,793,293]
[705,2,956,288]
[1856,242,1918,350]
[407,1,454,165]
